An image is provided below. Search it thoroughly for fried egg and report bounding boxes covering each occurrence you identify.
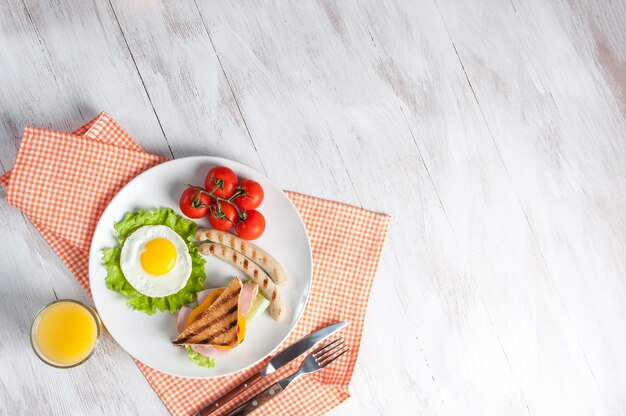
[120,225,192,297]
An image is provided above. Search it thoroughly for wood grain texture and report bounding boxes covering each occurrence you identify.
[1,0,625,415]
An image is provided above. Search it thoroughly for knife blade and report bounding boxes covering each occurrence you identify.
[263,321,347,375]
[196,321,348,416]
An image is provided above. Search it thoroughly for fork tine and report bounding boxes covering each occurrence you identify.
[314,340,345,363]
[311,338,342,356]
[319,348,349,368]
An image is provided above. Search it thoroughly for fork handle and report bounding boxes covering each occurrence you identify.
[197,372,264,416]
[224,382,284,416]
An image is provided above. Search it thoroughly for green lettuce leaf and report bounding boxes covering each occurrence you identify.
[102,208,206,315]
[184,345,216,369]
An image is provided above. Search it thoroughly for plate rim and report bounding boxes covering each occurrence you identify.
[88,155,312,379]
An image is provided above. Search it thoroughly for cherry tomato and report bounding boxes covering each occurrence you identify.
[208,202,238,231]
[236,210,265,240]
[179,188,211,218]
[233,179,264,211]
[205,166,238,198]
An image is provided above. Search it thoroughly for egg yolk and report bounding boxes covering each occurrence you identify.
[141,238,177,276]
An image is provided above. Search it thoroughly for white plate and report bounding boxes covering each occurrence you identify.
[89,156,312,378]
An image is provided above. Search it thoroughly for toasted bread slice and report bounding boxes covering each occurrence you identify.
[173,278,242,347]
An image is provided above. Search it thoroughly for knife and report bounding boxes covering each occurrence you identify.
[195,321,348,416]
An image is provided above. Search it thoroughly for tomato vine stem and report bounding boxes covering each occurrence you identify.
[186,184,247,220]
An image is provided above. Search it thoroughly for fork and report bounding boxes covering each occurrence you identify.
[225,338,349,416]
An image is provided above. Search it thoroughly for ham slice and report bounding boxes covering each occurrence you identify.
[176,306,193,334]
[177,283,259,359]
[191,344,231,358]
[240,284,258,316]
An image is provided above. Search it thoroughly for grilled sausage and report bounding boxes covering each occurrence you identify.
[198,242,285,321]
[195,228,287,287]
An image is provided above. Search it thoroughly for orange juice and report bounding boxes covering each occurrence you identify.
[31,300,100,367]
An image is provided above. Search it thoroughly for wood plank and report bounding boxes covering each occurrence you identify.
[436,0,626,413]
[357,0,613,413]
[106,0,265,172]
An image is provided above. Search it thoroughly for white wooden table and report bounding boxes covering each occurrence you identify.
[1,1,625,415]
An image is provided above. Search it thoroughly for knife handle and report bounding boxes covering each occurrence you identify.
[224,382,284,416]
[198,372,264,416]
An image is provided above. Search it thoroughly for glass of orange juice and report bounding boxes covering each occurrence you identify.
[30,299,101,368]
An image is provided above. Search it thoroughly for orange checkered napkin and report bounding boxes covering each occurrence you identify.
[1,113,390,416]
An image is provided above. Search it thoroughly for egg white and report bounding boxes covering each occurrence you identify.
[120,225,192,297]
